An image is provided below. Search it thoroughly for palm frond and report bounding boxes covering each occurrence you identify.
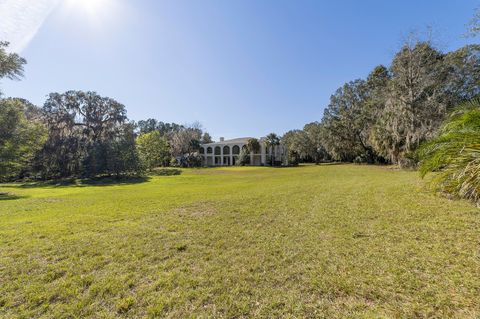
[417,99,480,205]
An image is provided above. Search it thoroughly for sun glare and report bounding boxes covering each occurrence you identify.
[64,0,117,22]
[80,0,107,14]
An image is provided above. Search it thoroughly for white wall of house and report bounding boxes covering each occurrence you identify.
[200,137,287,166]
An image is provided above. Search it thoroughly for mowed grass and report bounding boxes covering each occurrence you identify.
[0,165,479,318]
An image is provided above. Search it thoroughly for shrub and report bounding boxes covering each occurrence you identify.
[180,153,203,168]
[136,131,170,170]
[236,148,250,166]
[169,157,178,167]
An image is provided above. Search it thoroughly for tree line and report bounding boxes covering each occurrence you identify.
[1,20,480,201]
[0,95,212,182]
[0,42,214,181]
[413,9,480,205]
[282,38,480,167]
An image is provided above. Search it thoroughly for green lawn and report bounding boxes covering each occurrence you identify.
[0,165,479,318]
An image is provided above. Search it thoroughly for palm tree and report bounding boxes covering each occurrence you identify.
[246,138,261,154]
[417,98,480,205]
[264,133,280,166]
[246,138,260,165]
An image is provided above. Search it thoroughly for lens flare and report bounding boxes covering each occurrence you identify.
[64,0,117,23]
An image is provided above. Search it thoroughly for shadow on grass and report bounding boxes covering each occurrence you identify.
[7,176,151,189]
[0,192,28,201]
[315,162,348,166]
[81,176,151,186]
[150,168,182,176]
[269,165,301,169]
[267,162,344,168]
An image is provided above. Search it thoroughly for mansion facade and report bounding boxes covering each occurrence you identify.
[200,137,287,166]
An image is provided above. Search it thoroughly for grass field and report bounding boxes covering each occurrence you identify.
[0,165,479,318]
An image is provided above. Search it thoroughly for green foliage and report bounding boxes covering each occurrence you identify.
[443,45,480,100]
[467,7,480,37]
[136,131,170,170]
[170,157,179,167]
[105,123,142,177]
[201,132,213,144]
[246,138,261,153]
[372,42,450,166]
[318,40,480,166]
[281,130,305,164]
[321,79,373,162]
[236,147,250,166]
[150,168,181,176]
[31,91,142,179]
[0,98,46,180]
[417,98,480,204]
[264,133,280,166]
[282,126,329,164]
[170,124,203,167]
[303,122,329,163]
[179,153,203,168]
[0,41,26,95]
[136,118,184,136]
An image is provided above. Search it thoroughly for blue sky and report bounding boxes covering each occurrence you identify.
[1,0,478,140]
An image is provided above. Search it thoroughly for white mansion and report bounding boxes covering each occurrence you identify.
[200,137,287,166]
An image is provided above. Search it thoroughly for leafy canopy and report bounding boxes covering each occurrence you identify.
[137,131,170,169]
[0,99,46,180]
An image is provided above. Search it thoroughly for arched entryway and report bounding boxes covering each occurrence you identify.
[232,145,240,166]
[223,146,230,165]
[214,146,221,165]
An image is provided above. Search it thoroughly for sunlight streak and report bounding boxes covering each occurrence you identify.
[63,0,120,25]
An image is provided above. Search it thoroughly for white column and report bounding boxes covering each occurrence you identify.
[272,145,275,165]
[261,144,266,165]
[203,147,206,166]
[220,145,224,165]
